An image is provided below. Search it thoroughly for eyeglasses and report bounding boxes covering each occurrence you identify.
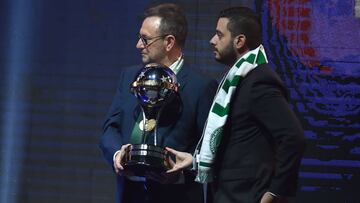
[138,34,169,47]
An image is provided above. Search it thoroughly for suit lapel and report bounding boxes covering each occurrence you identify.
[176,65,188,91]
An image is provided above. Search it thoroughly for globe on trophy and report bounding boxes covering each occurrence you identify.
[122,63,179,177]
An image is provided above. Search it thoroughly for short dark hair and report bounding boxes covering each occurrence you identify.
[144,3,188,48]
[219,7,262,50]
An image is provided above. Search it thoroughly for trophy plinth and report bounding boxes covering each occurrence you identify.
[123,144,168,177]
[122,63,179,177]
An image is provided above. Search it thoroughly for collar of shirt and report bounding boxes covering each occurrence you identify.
[168,54,184,74]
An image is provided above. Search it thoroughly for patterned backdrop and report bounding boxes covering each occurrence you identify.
[0,0,358,202]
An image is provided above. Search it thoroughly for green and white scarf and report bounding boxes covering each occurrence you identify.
[194,45,268,183]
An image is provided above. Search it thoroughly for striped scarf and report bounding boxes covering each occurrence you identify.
[195,45,268,183]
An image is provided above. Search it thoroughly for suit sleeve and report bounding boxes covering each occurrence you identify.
[250,78,306,197]
[99,70,126,166]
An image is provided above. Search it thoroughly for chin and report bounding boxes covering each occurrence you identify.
[215,55,222,61]
[141,58,150,64]
[212,53,219,59]
[214,57,223,64]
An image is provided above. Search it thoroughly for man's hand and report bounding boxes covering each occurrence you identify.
[260,192,288,203]
[165,147,193,173]
[113,144,131,175]
[260,192,276,203]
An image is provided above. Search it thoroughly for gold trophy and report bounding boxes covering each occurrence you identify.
[123,63,179,177]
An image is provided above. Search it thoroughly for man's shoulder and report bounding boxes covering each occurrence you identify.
[245,63,289,99]
[246,63,283,83]
[121,64,142,74]
[115,65,143,80]
[181,64,217,82]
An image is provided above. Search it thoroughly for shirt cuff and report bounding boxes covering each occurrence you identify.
[268,191,278,198]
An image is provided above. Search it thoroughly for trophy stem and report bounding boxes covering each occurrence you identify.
[139,105,167,146]
[154,105,165,146]
[140,110,147,144]
[153,124,157,146]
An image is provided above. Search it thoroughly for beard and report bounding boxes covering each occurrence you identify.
[141,54,151,64]
[214,42,237,67]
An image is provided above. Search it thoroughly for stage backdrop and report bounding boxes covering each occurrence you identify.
[0,0,359,203]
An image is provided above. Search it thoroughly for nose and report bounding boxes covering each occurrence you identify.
[136,38,145,49]
[209,35,216,46]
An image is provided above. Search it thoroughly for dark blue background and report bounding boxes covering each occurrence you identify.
[0,0,358,202]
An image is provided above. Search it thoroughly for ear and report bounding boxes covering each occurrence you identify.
[164,35,176,51]
[234,34,246,50]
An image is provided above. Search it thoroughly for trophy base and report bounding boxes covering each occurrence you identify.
[123,144,168,177]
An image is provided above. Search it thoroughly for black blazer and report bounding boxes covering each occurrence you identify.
[212,64,305,203]
[99,64,218,203]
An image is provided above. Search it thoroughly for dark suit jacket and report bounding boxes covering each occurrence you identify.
[212,64,305,203]
[99,64,218,203]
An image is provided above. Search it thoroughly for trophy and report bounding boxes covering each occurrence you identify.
[123,63,179,177]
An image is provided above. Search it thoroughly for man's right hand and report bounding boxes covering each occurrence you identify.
[113,144,131,175]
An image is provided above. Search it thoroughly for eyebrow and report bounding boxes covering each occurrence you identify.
[216,30,223,36]
[139,33,147,38]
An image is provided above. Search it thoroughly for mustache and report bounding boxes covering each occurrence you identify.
[211,46,218,52]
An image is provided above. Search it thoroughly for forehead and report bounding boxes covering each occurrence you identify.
[140,16,162,36]
[216,17,230,32]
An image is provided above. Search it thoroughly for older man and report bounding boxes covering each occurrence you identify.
[99,3,217,203]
